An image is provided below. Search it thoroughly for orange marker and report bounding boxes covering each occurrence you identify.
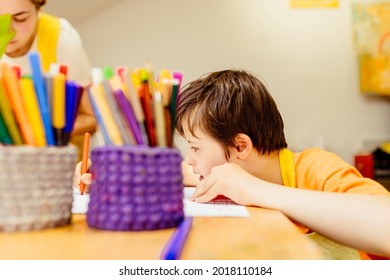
[1,62,35,145]
[80,132,91,195]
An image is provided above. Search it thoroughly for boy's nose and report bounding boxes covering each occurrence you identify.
[184,153,195,166]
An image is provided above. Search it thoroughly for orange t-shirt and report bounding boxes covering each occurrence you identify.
[295,148,389,195]
[290,148,390,259]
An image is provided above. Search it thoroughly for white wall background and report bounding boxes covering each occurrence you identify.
[45,0,390,164]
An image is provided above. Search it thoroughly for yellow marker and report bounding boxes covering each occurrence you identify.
[160,78,172,107]
[158,69,172,84]
[90,83,124,145]
[145,60,156,94]
[131,68,141,90]
[20,77,47,146]
[52,72,65,145]
[153,91,167,147]
[158,69,172,106]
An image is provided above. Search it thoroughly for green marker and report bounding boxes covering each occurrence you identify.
[0,81,23,145]
[0,110,12,144]
[103,66,114,80]
[170,78,180,135]
[0,14,16,59]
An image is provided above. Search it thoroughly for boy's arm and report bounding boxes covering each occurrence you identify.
[260,185,390,258]
[192,163,390,258]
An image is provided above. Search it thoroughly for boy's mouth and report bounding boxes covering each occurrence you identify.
[199,175,204,181]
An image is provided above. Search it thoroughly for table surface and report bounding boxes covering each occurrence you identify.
[0,207,323,260]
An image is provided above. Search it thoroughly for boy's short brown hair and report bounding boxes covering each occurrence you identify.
[31,0,46,9]
[176,69,287,158]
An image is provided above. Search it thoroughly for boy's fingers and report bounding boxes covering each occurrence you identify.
[81,173,93,185]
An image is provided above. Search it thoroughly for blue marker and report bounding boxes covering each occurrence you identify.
[160,217,193,260]
[28,52,55,145]
[86,86,111,145]
[63,81,76,144]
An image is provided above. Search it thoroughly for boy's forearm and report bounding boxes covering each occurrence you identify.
[260,186,390,257]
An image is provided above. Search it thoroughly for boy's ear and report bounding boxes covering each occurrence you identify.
[233,133,252,159]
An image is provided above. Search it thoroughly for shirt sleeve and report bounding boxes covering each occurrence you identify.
[296,148,390,195]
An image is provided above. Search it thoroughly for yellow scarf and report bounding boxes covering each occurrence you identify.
[37,13,60,72]
[278,148,360,259]
[279,148,296,188]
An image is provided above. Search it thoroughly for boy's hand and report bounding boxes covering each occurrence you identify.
[73,159,92,194]
[0,14,16,58]
[191,163,261,205]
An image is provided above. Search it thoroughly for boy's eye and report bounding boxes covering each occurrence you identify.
[13,13,30,23]
[13,16,28,23]
[190,147,199,152]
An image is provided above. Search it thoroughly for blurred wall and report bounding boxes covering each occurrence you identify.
[46,0,390,163]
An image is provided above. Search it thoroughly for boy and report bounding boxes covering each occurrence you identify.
[175,69,390,259]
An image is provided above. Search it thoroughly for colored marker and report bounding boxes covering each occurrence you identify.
[160,217,193,260]
[1,61,35,145]
[91,67,134,144]
[63,80,77,145]
[139,73,156,146]
[59,64,68,78]
[44,73,53,118]
[153,91,166,147]
[103,66,114,80]
[173,71,183,113]
[113,88,144,145]
[0,110,12,144]
[111,74,148,145]
[90,83,124,145]
[0,79,22,144]
[20,77,47,146]
[52,73,66,146]
[104,79,134,144]
[28,51,55,145]
[170,78,180,135]
[79,132,91,195]
[86,86,111,145]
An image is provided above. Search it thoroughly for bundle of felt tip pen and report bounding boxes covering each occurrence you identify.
[0,51,83,146]
[85,64,186,232]
[0,52,80,231]
[86,64,183,147]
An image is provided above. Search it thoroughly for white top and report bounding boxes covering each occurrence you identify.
[1,17,91,86]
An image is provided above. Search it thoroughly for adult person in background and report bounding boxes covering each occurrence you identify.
[0,0,96,143]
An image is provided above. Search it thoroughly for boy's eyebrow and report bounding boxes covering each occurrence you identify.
[187,139,199,145]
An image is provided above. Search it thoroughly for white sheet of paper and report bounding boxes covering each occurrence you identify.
[71,187,250,218]
[183,187,249,218]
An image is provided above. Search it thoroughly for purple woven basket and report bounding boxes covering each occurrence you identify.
[86,145,184,231]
